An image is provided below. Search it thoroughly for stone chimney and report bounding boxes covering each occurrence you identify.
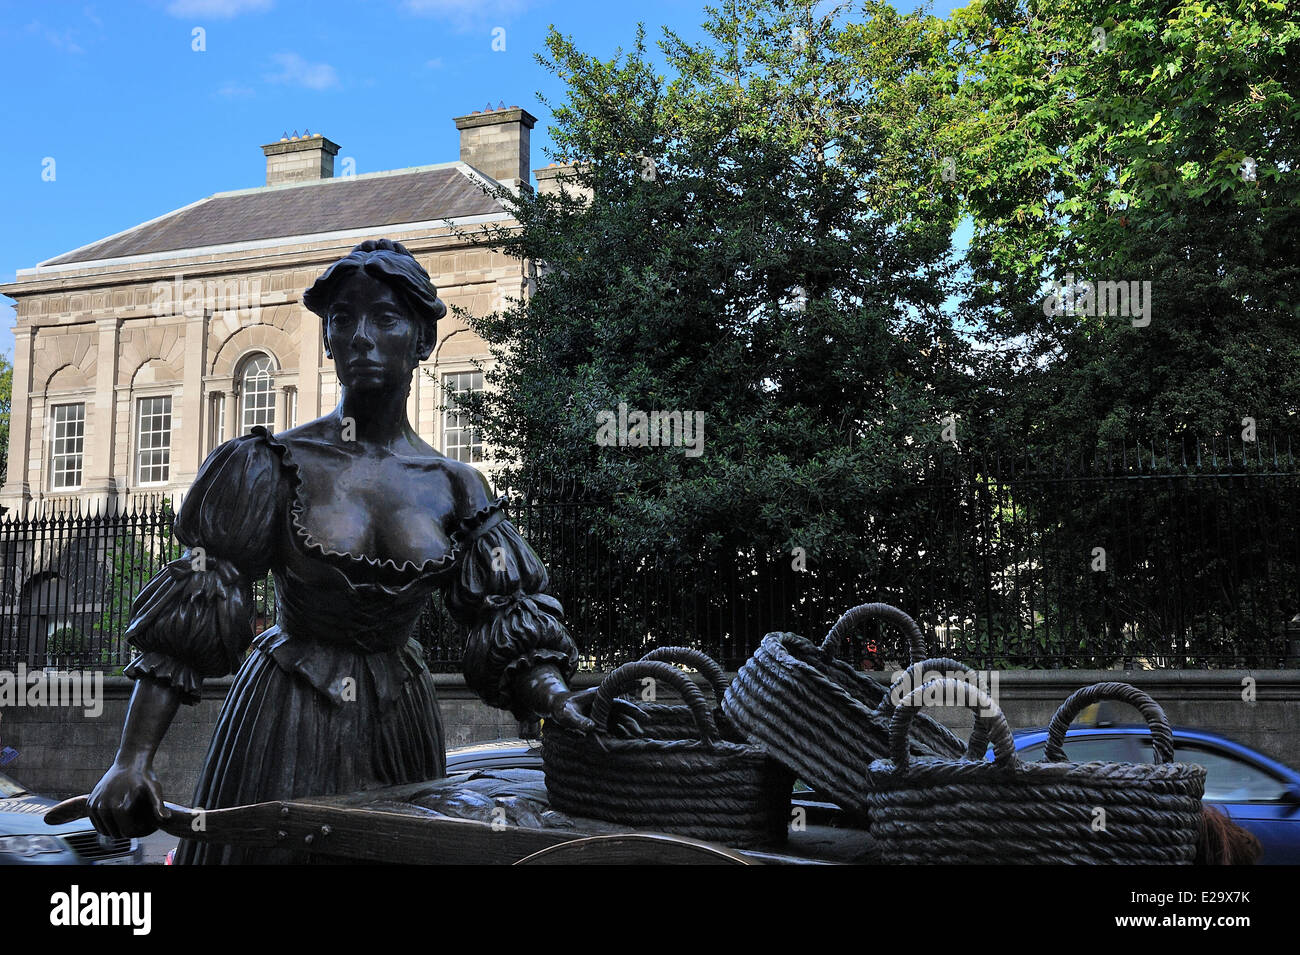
[534,162,592,203]
[454,105,536,191]
[260,132,340,186]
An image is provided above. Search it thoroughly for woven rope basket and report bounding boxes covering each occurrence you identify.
[627,647,740,741]
[722,602,968,815]
[864,679,1207,864]
[543,660,794,847]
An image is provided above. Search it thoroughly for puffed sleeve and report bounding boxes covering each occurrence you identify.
[121,431,280,704]
[445,485,580,721]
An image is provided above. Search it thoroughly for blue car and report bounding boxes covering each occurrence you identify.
[0,771,142,865]
[1003,726,1300,864]
[447,732,1300,864]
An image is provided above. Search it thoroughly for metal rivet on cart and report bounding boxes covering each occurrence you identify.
[304,833,314,845]
[320,825,331,836]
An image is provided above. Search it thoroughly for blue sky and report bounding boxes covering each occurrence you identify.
[0,0,967,360]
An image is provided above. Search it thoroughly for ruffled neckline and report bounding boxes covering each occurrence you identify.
[248,426,509,585]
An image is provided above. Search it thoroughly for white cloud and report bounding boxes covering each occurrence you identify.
[166,0,273,17]
[401,0,532,30]
[26,20,85,54]
[215,81,256,98]
[265,52,340,91]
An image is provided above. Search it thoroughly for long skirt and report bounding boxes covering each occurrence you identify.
[175,629,445,864]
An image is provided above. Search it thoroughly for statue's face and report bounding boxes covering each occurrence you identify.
[324,270,428,393]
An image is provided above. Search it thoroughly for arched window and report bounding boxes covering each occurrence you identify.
[239,353,277,434]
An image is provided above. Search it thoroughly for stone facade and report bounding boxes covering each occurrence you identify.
[0,107,561,510]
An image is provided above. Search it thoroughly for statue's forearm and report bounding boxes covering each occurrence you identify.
[111,677,183,768]
[512,663,568,717]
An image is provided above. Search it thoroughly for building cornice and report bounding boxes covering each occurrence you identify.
[12,212,514,281]
[0,217,523,302]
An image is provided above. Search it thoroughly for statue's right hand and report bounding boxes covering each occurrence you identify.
[86,761,170,839]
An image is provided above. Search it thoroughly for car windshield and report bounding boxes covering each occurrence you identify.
[1165,745,1288,802]
[1043,734,1291,803]
[1018,736,1136,763]
[0,772,29,797]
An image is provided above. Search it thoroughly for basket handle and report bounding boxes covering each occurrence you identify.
[880,657,991,759]
[821,602,928,665]
[890,678,1016,771]
[1044,682,1174,764]
[638,647,729,701]
[591,661,719,745]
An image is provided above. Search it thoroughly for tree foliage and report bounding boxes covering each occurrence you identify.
[0,354,12,485]
[470,0,969,582]
[457,0,1299,660]
[941,0,1300,449]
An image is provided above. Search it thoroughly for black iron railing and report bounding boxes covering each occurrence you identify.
[3,436,1297,674]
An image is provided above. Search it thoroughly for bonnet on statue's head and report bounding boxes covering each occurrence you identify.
[302,238,447,330]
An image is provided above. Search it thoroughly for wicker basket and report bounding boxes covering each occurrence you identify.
[864,679,1207,864]
[629,646,739,741]
[722,603,968,815]
[543,660,794,847]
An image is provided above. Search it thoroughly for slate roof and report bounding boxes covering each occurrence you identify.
[40,164,506,267]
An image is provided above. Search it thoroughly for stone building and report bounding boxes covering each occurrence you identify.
[1,106,563,511]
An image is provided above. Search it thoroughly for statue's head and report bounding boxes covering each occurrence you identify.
[303,239,446,391]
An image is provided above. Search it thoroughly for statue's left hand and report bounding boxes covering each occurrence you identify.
[547,686,598,733]
[549,686,645,737]
[519,665,643,736]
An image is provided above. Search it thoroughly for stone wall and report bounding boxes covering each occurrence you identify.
[2,669,1297,801]
[1,674,522,800]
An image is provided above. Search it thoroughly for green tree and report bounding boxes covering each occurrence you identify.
[937,0,1300,449]
[0,354,12,483]
[463,0,973,657]
[925,0,1300,663]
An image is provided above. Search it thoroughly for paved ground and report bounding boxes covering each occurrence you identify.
[141,831,175,864]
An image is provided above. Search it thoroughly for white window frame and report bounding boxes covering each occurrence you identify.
[48,402,86,492]
[209,390,227,451]
[134,394,173,486]
[440,369,485,464]
[238,353,277,434]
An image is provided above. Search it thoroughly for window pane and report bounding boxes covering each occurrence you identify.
[241,355,276,433]
[136,396,172,484]
[1017,736,1138,763]
[441,371,483,463]
[1173,746,1289,803]
[50,403,85,490]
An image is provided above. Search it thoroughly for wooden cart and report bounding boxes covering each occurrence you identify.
[46,770,875,865]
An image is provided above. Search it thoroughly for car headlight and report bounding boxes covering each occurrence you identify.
[0,835,64,857]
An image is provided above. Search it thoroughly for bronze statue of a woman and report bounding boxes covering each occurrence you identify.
[85,239,593,863]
